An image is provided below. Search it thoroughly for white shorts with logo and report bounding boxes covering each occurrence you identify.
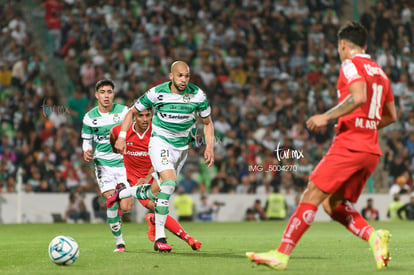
[95,165,128,193]
[148,136,188,177]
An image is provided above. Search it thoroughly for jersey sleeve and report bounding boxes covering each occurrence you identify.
[135,88,156,111]
[195,89,211,118]
[81,114,93,140]
[341,59,365,86]
[120,105,130,120]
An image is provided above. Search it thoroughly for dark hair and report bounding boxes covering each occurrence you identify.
[95,79,115,92]
[337,21,367,48]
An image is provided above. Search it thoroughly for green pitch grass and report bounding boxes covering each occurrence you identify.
[1,221,413,275]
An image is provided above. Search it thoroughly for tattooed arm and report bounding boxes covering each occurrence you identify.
[306,81,366,132]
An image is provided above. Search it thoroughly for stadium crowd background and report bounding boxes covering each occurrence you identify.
[0,0,413,199]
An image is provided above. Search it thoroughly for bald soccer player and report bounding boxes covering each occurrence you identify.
[111,61,215,252]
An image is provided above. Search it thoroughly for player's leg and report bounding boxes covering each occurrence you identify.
[147,138,183,252]
[323,192,374,241]
[97,166,126,252]
[247,181,325,270]
[143,200,202,250]
[323,153,390,269]
[154,169,176,252]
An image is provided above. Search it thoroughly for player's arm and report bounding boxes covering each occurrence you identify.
[307,81,366,131]
[109,126,120,153]
[81,117,93,162]
[116,92,153,153]
[114,108,136,154]
[377,101,397,129]
[136,166,155,185]
[201,115,215,168]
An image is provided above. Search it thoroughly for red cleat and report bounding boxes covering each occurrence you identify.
[187,237,202,251]
[154,238,172,253]
[113,243,126,252]
[145,213,156,242]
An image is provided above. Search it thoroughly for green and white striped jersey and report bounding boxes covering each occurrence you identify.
[82,103,129,166]
[135,81,211,149]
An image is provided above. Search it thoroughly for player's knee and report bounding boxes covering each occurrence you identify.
[151,184,160,196]
[103,190,115,200]
[120,197,134,212]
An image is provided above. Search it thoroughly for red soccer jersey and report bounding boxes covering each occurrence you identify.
[333,54,394,155]
[111,123,152,186]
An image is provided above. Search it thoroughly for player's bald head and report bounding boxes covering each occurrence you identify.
[170,61,190,74]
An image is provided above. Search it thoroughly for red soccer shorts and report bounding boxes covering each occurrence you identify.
[138,198,150,207]
[309,146,379,203]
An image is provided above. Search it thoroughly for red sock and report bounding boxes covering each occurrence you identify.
[165,215,190,241]
[277,203,317,256]
[330,203,374,242]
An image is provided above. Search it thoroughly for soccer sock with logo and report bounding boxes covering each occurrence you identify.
[277,202,318,256]
[149,213,190,241]
[131,184,155,200]
[165,215,190,241]
[154,179,176,241]
[330,203,374,242]
[107,203,124,245]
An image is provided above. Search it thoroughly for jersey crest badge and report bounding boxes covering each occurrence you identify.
[183,93,190,103]
[161,157,169,165]
[113,114,121,123]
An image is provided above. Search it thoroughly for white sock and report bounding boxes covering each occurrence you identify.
[155,213,167,241]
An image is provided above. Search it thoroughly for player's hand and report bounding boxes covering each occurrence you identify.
[204,147,214,168]
[83,150,93,162]
[136,178,147,185]
[306,114,329,132]
[115,137,126,154]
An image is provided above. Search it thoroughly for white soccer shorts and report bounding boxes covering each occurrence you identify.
[148,136,188,177]
[95,165,128,193]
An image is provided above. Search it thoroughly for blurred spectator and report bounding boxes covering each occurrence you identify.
[361,198,379,221]
[64,192,90,223]
[387,194,405,221]
[10,57,28,88]
[389,172,413,195]
[173,186,194,221]
[265,186,288,220]
[67,90,88,132]
[196,195,224,222]
[397,196,414,220]
[92,188,107,222]
[245,199,267,221]
[178,167,199,194]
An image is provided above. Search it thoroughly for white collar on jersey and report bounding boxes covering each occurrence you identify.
[354,53,371,59]
[132,122,150,139]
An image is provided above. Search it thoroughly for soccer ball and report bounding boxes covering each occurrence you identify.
[48,235,80,265]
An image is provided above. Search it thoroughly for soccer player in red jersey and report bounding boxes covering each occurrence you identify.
[110,109,201,251]
[247,21,397,270]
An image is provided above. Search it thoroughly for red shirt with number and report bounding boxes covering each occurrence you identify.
[111,123,152,186]
[332,54,394,155]
[309,54,394,203]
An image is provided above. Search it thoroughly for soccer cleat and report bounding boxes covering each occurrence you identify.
[246,250,289,271]
[369,229,391,269]
[154,238,172,253]
[145,213,156,242]
[106,183,126,208]
[113,243,126,252]
[187,237,202,251]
